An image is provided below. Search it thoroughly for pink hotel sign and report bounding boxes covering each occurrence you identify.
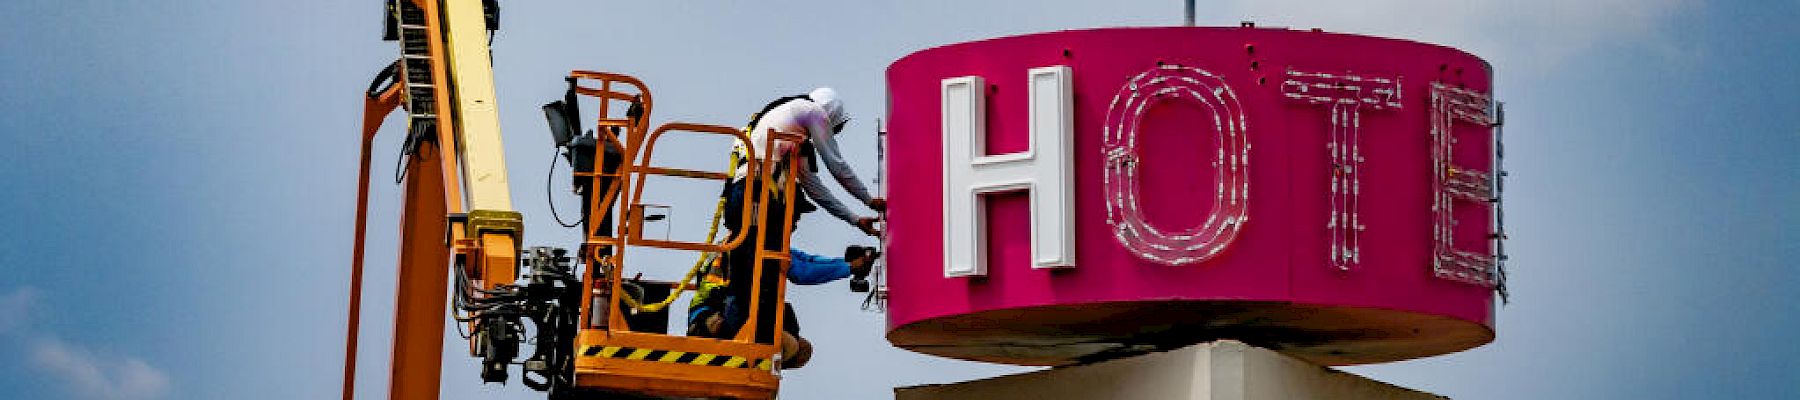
[881,27,1505,366]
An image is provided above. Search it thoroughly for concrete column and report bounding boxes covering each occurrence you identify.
[896,341,1446,400]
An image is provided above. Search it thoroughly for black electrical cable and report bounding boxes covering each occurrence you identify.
[451,260,477,339]
[860,287,877,310]
[394,122,435,185]
[393,143,409,184]
[366,61,400,98]
[1495,264,1510,304]
[546,150,582,228]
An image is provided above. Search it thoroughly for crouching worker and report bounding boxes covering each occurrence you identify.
[687,247,877,368]
[686,87,884,369]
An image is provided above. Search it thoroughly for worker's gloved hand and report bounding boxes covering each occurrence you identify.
[844,246,879,279]
[854,217,881,236]
[867,197,887,213]
[845,245,879,293]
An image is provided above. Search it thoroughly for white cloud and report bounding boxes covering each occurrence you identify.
[0,286,171,400]
[1213,0,1695,75]
[0,286,34,333]
[31,338,171,400]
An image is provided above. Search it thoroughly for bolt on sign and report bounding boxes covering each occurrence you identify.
[882,27,1506,367]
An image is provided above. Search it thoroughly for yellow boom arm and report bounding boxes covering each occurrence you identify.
[344,1,520,399]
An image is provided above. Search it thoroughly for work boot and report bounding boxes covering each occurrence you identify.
[780,331,814,369]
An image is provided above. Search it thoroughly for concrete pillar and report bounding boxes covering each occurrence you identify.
[896,341,1445,400]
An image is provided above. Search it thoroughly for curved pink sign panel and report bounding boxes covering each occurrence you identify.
[883,27,1503,366]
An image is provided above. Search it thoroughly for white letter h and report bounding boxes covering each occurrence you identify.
[941,66,1076,277]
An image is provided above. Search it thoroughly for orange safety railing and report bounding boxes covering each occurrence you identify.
[557,70,805,399]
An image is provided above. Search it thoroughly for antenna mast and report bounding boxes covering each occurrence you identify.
[1184,0,1195,26]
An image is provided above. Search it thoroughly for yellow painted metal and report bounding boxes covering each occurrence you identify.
[363,2,521,399]
[478,233,518,292]
[441,0,513,212]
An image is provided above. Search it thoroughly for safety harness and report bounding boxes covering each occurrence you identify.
[732,94,820,178]
[621,96,811,314]
[681,95,825,331]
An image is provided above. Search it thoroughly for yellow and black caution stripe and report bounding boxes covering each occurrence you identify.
[582,346,773,370]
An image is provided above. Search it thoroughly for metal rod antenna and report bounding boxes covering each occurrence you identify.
[867,118,889,312]
[875,118,885,194]
[1184,0,1196,26]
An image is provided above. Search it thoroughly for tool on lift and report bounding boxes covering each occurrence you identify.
[846,246,879,293]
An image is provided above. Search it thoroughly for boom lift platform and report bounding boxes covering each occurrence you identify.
[551,71,806,399]
[346,1,808,399]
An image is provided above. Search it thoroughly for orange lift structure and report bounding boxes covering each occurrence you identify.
[346,1,806,399]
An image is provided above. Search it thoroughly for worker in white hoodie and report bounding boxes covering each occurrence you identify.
[697,87,884,368]
[728,87,883,234]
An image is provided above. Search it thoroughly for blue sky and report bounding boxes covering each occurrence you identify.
[0,1,1795,399]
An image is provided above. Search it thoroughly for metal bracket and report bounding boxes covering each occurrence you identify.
[466,209,524,238]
